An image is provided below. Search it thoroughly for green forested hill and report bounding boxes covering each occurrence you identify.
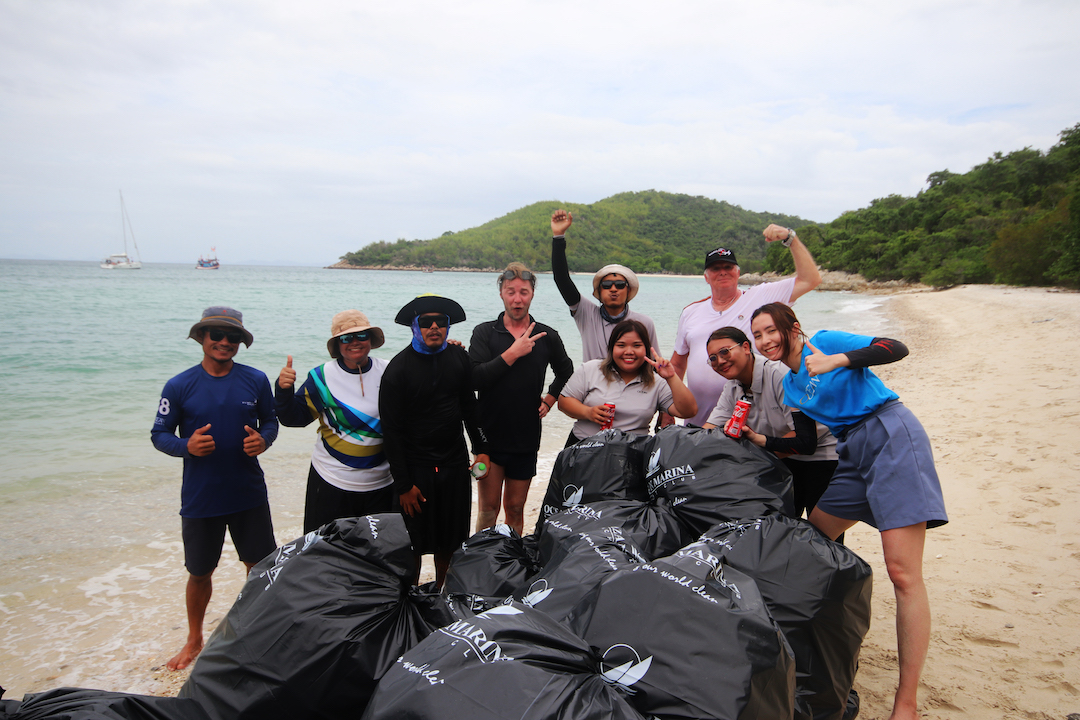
[340,191,808,275]
[342,122,1080,288]
[766,122,1080,287]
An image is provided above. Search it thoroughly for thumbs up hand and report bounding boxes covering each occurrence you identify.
[803,341,849,377]
[278,355,296,389]
[187,423,215,456]
[243,425,267,457]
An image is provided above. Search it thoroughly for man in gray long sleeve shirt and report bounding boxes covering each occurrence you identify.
[549,209,660,362]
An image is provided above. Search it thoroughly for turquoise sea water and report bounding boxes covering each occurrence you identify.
[0,259,891,695]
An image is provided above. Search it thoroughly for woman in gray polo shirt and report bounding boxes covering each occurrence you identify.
[558,319,696,446]
[701,326,840,533]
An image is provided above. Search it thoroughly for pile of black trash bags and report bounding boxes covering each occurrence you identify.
[1,426,872,720]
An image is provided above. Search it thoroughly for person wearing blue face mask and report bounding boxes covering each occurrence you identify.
[379,294,490,587]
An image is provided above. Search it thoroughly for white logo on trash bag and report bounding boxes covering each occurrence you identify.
[563,484,584,506]
[523,579,553,606]
[646,464,696,494]
[676,544,720,570]
[645,448,662,478]
[440,619,512,663]
[600,644,653,687]
[481,605,523,617]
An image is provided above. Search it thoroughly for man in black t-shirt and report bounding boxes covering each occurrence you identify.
[468,263,574,535]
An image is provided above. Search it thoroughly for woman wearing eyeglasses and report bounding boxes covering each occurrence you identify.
[700,326,840,531]
[275,310,395,533]
[558,319,697,445]
[750,302,947,720]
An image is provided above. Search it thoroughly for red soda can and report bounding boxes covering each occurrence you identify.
[725,399,751,438]
[600,403,616,430]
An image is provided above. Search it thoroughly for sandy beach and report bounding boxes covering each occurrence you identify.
[843,284,1080,719]
[7,284,1079,719]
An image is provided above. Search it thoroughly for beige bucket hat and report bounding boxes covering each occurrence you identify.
[327,310,385,357]
[591,264,640,302]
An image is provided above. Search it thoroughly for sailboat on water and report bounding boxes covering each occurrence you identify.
[100,191,143,270]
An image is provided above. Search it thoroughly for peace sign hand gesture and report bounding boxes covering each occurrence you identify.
[643,348,675,379]
[506,322,547,363]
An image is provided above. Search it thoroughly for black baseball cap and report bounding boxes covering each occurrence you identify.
[704,247,738,269]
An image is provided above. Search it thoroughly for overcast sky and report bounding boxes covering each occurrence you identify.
[2,0,1078,265]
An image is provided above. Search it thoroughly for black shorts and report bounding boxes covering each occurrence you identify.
[392,464,471,555]
[489,451,538,481]
[303,464,394,533]
[181,502,277,577]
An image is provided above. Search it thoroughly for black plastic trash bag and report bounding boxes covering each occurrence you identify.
[4,688,209,720]
[566,545,796,720]
[702,516,873,720]
[181,514,438,720]
[442,524,542,603]
[537,499,689,563]
[360,604,648,720]
[536,430,651,532]
[510,529,643,625]
[644,425,794,536]
[410,581,474,629]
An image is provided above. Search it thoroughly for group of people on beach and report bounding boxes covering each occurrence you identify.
[151,210,947,720]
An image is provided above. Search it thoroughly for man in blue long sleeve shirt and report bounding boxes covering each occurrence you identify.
[151,306,278,671]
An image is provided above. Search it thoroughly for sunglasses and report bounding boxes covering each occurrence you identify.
[418,314,449,329]
[207,328,243,344]
[600,280,628,290]
[707,345,742,364]
[339,332,370,345]
[499,269,535,285]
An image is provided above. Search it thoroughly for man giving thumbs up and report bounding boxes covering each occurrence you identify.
[151,306,279,671]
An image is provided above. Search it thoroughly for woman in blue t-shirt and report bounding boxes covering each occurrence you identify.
[750,301,947,720]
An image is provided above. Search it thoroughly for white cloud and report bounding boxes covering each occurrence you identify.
[1,0,1078,263]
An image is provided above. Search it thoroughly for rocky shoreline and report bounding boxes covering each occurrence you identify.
[325,260,933,294]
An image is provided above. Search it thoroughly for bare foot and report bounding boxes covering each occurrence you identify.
[887,701,919,720]
[166,638,203,671]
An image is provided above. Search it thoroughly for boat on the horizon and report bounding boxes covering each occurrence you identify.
[196,249,220,270]
[100,191,142,270]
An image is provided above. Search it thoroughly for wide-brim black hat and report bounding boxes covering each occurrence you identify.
[394,294,467,326]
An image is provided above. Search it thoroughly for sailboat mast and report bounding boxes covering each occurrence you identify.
[119,190,141,261]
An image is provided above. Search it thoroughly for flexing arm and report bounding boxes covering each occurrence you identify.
[763,224,822,303]
[551,210,582,307]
